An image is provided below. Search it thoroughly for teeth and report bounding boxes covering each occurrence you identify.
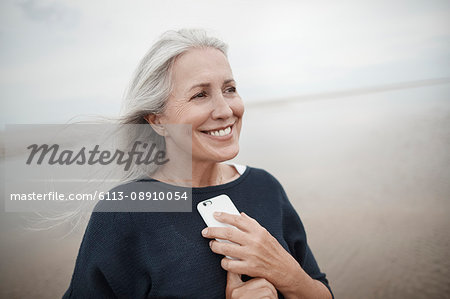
[207,126,232,137]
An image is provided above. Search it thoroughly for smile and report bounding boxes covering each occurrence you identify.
[202,125,232,137]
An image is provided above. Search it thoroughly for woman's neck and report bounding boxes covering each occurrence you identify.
[153,160,239,188]
[151,140,239,187]
[190,161,236,187]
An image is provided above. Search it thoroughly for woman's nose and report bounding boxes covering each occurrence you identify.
[211,92,233,119]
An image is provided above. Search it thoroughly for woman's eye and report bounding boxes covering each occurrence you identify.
[225,86,236,93]
[191,91,206,99]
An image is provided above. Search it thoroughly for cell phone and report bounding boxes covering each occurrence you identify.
[197,194,241,259]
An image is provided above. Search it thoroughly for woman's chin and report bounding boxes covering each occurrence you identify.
[218,150,239,162]
[196,147,239,163]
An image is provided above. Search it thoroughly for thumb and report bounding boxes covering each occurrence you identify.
[226,271,243,289]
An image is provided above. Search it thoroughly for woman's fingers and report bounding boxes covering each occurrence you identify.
[209,240,244,259]
[203,212,293,290]
[201,212,265,245]
[220,257,264,278]
[226,271,242,299]
[202,226,247,245]
[226,271,242,289]
[240,277,277,294]
[226,274,278,299]
[213,211,258,232]
[233,288,277,299]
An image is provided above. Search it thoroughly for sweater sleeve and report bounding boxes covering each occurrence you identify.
[62,210,151,299]
[278,185,334,299]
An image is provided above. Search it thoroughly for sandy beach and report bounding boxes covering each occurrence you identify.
[1,85,449,298]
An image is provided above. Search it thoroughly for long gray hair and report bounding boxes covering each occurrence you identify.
[26,29,229,234]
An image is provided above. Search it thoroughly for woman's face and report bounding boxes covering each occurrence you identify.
[155,47,244,163]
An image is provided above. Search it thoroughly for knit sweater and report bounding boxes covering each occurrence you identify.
[63,166,333,298]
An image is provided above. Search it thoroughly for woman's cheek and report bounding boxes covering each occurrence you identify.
[232,96,245,117]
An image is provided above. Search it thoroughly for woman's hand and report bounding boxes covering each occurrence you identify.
[226,271,278,299]
[201,212,303,293]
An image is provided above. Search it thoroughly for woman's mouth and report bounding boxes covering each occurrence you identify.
[201,125,233,137]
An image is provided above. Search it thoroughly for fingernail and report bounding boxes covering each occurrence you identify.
[209,240,212,247]
[202,228,208,235]
[214,212,222,217]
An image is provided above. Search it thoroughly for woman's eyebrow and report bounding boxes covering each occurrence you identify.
[188,79,235,92]
[223,79,235,85]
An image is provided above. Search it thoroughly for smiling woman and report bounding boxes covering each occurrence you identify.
[145,46,244,184]
[63,28,333,299]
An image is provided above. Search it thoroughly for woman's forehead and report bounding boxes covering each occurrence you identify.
[171,48,233,89]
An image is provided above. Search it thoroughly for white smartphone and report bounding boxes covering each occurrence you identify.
[197,194,241,259]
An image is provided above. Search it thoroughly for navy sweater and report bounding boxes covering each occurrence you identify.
[63,166,333,298]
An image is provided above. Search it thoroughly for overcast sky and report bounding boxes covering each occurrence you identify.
[0,0,449,125]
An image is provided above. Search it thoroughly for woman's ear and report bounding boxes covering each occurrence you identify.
[144,114,167,136]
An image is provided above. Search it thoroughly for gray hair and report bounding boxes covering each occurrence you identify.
[117,28,229,180]
[121,28,228,124]
[24,29,230,233]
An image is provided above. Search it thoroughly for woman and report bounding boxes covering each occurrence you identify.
[63,28,333,299]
